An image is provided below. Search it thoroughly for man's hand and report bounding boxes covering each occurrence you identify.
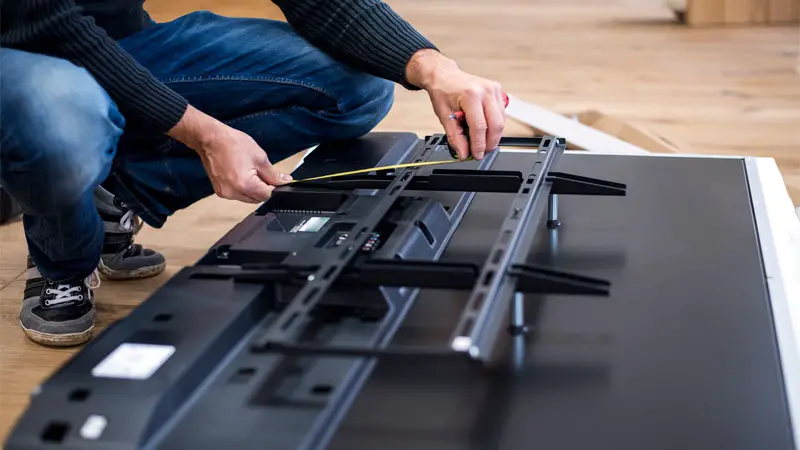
[196,125,293,203]
[406,49,506,161]
[168,106,292,203]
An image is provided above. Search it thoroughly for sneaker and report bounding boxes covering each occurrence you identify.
[94,186,166,280]
[19,257,100,346]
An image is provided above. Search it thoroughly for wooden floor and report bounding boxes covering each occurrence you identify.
[1,0,798,441]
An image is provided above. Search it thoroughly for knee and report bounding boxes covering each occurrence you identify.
[331,76,395,140]
[1,51,124,209]
[1,52,125,164]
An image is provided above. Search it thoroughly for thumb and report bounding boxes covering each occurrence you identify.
[432,97,469,160]
[256,156,293,185]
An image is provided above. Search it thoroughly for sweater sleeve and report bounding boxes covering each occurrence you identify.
[272,0,439,90]
[1,0,188,134]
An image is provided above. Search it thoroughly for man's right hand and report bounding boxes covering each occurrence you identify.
[168,105,292,203]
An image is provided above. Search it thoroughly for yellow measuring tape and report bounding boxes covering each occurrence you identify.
[290,154,473,184]
[291,93,510,184]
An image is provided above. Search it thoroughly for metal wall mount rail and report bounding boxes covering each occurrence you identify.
[222,134,627,364]
[449,136,561,361]
[249,137,437,351]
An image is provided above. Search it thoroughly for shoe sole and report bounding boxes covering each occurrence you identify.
[97,260,166,280]
[20,321,94,347]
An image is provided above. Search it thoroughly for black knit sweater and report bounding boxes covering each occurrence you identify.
[0,0,437,134]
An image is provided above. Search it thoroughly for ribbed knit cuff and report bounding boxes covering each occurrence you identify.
[141,83,190,133]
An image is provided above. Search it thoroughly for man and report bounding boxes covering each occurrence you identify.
[0,0,507,347]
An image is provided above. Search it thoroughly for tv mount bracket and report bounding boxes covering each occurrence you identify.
[192,134,627,365]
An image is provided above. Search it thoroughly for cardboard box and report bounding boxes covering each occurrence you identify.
[668,0,800,26]
[567,110,685,154]
[505,95,684,155]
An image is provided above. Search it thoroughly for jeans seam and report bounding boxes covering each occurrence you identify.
[224,106,302,127]
[162,75,342,111]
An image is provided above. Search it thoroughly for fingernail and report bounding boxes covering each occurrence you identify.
[281,173,293,182]
[475,152,484,160]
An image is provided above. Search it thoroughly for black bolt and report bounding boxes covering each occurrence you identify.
[547,219,562,229]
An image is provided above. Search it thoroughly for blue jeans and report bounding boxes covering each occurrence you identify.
[0,11,394,282]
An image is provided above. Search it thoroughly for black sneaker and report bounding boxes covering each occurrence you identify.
[19,257,99,346]
[94,186,166,280]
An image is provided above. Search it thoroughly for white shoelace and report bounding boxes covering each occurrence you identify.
[43,285,82,307]
[43,270,101,307]
[90,269,102,289]
[119,209,143,234]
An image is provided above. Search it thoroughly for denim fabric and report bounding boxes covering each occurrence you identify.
[0,49,125,282]
[0,10,395,281]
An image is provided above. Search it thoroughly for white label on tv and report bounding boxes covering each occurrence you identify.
[91,343,175,380]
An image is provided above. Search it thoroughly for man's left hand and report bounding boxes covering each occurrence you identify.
[406,49,506,161]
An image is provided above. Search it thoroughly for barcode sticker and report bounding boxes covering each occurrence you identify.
[91,343,175,380]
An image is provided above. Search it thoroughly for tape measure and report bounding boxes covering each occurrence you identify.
[291,92,509,185]
[290,146,469,184]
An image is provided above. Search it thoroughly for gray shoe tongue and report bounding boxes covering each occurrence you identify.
[93,185,125,215]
